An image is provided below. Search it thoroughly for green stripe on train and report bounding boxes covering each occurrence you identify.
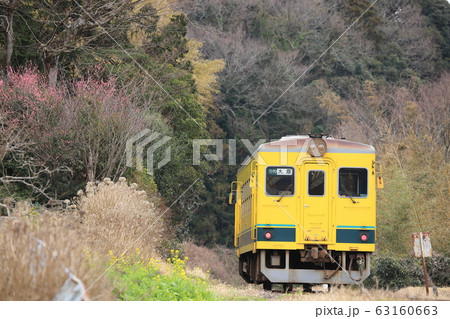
[257,227,296,242]
[336,229,375,244]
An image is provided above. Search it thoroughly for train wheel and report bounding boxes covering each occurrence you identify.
[263,282,272,291]
[303,284,313,293]
[239,256,251,283]
[283,283,293,293]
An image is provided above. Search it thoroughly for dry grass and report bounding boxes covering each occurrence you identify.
[211,283,450,301]
[77,177,164,258]
[0,177,165,300]
[183,241,243,286]
[0,213,112,300]
[395,287,450,301]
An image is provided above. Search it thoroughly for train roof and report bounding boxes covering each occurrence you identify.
[238,135,375,171]
[259,135,375,153]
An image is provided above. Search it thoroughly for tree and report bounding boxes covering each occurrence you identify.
[417,0,450,69]
[378,1,440,77]
[62,69,152,184]
[1,0,157,85]
[0,66,69,198]
[345,0,384,43]
[0,66,155,198]
[0,0,21,68]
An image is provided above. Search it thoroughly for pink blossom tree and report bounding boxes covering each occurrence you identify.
[62,68,152,182]
[0,66,154,199]
[0,66,68,197]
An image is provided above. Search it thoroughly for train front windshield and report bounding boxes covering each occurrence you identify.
[266,167,294,196]
[338,168,368,197]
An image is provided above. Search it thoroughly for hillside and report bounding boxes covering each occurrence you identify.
[0,0,449,301]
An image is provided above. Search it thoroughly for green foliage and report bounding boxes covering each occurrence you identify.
[146,14,189,67]
[345,0,384,43]
[126,168,158,195]
[377,134,450,256]
[365,254,423,290]
[426,255,450,287]
[106,48,212,241]
[417,0,450,68]
[0,177,33,203]
[376,168,415,254]
[188,159,235,246]
[250,5,307,50]
[365,254,450,290]
[111,251,215,301]
[369,42,416,81]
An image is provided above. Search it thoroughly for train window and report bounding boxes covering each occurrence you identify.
[308,170,325,196]
[338,168,368,198]
[266,167,294,196]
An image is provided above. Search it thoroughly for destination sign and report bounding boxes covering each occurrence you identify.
[267,168,293,176]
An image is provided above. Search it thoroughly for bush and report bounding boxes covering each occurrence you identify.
[426,254,450,287]
[366,254,450,290]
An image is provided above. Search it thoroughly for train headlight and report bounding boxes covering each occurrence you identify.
[264,232,272,240]
[308,138,327,157]
[360,234,368,242]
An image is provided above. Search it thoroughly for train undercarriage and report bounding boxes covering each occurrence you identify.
[239,247,371,291]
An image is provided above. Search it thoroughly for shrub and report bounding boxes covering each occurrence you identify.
[426,254,450,287]
[366,254,450,290]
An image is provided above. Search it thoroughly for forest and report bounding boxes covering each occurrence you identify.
[174,0,450,255]
[0,0,449,298]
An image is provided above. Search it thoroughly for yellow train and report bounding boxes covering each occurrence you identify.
[229,134,383,291]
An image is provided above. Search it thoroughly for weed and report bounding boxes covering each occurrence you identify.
[111,250,216,301]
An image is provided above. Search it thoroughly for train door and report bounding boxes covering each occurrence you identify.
[302,163,330,242]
